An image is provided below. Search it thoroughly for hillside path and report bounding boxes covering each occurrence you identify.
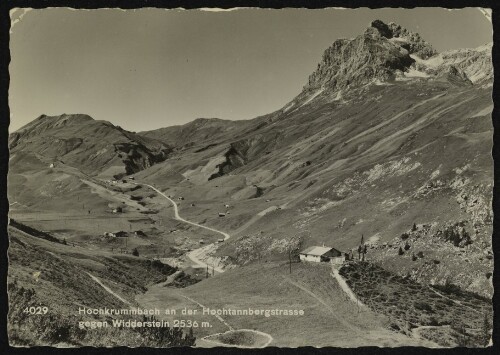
[330,267,366,308]
[86,272,131,306]
[426,287,481,315]
[282,276,360,333]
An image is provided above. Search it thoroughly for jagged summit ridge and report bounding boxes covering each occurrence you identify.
[413,43,493,84]
[368,20,437,59]
[304,20,431,93]
[301,19,491,101]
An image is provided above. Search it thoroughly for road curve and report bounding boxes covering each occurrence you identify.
[136,182,230,272]
[140,183,230,240]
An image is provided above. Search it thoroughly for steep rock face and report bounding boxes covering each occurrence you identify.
[208,143,249,180]
[370,20,437,59]
[296,20,491,111]
[208,132,284,180]
[304,20,437,93]
[411,43,492,84]
[436,65,473,86]
[113,142,170,176]
[306,29,412,92]
[439,44,493,83]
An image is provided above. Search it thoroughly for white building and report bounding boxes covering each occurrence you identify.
[299,246,343,263]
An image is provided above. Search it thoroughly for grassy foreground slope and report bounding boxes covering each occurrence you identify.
[7,228,194,347]
[136,261,437,347]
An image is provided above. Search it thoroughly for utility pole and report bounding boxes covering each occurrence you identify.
[288,249,292,274]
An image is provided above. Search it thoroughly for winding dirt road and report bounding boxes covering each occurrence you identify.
[136,183,230,272]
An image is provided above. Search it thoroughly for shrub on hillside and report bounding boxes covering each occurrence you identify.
[167,271,200,288]
[440,225,472,247]
[414,301,433,312]
[149,259,177,275]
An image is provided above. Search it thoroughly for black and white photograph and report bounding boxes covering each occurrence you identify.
[6,6,494,348]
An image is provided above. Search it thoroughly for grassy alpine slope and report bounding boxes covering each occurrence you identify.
[7,19,493,347]
[7,227,194,347]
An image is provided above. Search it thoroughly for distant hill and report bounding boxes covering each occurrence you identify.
[9,113,172,179]
[141,117,250,149]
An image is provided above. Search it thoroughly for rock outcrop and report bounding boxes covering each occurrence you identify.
[439,44,493,84]
[304,20,438,93]
[299,20,491,107]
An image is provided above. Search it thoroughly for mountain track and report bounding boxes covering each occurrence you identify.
[135,182,230,272]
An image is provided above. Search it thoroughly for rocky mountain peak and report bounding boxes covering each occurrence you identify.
[296,20,490,109]
[368,19,395,38]
[304,20,422,93]
[367,20,437,59]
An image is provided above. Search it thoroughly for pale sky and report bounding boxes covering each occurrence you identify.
[9,7,492,132]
